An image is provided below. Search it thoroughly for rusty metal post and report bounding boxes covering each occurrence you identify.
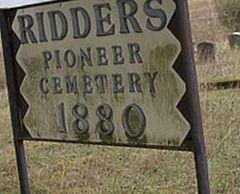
[176,1,211,193]
[0,11,30,194]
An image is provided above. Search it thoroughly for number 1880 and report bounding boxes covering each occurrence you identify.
[57,103,146,139]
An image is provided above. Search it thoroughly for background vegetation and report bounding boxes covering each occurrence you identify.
[214,0,240,32]
[0,0,240,193]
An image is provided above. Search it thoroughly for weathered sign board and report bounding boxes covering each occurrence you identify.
[12,0,190,146]
[0,0,210,193]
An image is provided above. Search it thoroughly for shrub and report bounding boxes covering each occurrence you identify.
[214,0,240,32]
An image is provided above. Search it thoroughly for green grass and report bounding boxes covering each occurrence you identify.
[0,87,240,193]
[1,28,240,194]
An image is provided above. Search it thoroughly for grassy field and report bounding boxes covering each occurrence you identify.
[0,0,240,193]
[0,87,240,193]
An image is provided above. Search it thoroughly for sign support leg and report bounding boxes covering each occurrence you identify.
[0,11,30,194]
[14,140,30,194]
[175,1,211,193]
[193,134,211,194]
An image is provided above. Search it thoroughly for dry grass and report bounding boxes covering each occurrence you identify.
[196,42,240,84]
[189,0,240,85]
[189,0,225,43]
[1,84,239,193]
[213,0,240,32]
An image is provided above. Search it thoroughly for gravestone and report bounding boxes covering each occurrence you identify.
[228,32,240,49]
[197,41,216,63]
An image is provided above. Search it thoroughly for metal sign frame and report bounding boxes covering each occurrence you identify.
[0,0,210,193]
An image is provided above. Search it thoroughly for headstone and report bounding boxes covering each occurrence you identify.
[197,41,216,63]
[228,32,240,49]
